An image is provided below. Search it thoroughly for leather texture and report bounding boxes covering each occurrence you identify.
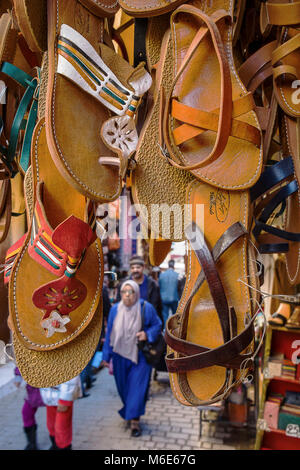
[149,237,172,266]
[280,114,300,285]
[45,0,139,203]
[45,0,152,203]
[12,0,48,53]
[78,0,119,17]
[119,0,187,17]
[8,119,103,352]
[161,0,263,190]
[166,179,259,405]
[131,28,194,243]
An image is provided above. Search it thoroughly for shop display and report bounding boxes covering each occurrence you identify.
[0,0,299,452]
[256,323,300,450]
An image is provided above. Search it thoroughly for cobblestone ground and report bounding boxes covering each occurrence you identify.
[0,367,255,450]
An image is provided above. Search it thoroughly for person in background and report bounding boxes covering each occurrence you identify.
[102,280,162,437]
[14,367,45,450]
[117,255,162,322]
[159,259,179,326]
[40,375,82,450]
[80,285,112,394]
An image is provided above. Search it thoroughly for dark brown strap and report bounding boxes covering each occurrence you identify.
[165,311,256,372]
[184,222,237,344]
[164,222,255,372]
[165,223,247,361]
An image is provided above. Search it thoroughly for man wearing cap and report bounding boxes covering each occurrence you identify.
[117,255,162,322]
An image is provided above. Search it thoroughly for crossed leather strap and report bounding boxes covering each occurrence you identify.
[164,222,257,373]
[159,5,260,171]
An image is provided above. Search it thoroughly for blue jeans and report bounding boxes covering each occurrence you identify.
[162,301,178,326]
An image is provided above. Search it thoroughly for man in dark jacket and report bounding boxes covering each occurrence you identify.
[116,255,163,322]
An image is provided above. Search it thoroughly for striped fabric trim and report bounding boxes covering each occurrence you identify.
[31,210,63,272]
[57,25,142,117]
[29,194,97,280]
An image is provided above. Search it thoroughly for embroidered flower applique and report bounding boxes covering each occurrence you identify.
[40,311,71,338]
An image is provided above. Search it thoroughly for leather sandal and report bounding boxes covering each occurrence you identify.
[269,302,291,327]
[0,10,41,178]
[159,1,262,191]
[8,118,104,387]
[0,10,41,242]
[45,0,152,203]
[131,27,195,243]
[267,6,300,284]
[164,179,261,405]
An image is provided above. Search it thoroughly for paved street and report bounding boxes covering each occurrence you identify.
[0,364,255,451]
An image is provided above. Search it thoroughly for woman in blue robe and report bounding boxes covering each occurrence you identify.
[102,279,162,437]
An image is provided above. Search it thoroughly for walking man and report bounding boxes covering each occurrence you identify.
[159,259,179,326]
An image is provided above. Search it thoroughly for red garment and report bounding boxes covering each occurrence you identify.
[46,400,73,449]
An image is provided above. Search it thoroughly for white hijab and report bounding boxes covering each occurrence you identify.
[110,280,142,364]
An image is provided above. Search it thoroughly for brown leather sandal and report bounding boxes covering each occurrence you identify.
[45,0,152,203]
[8,118,103,387]
[160,1,262,191]
[164,179,261,405]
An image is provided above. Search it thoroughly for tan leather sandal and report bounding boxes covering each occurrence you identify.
[45,0,152,203]
[8,118,104,387]
[159,1,262,191]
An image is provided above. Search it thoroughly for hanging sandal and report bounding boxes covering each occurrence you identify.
[269,302,291,327]
[45,0,152,203]
[8,118,104,387]
[164,178,261,405]
[159,1,262,191]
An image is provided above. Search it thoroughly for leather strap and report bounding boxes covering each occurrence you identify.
[272,33,300,66]
[250,156,294,201]
[239,41,277,89]
[269,313,288,324]
[263,1,300,26]
[253,179,300,250]
[171,95,260,147]
[133,18,148,67]
[0,63,38,176]
[185,222,231,344]
[165,313,256,372]
[161,6,233,171]
[164,223,248,365]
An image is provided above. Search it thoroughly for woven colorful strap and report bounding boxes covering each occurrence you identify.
[57,24,152,118]
[26,183,96,328]
[28,182,96,278]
